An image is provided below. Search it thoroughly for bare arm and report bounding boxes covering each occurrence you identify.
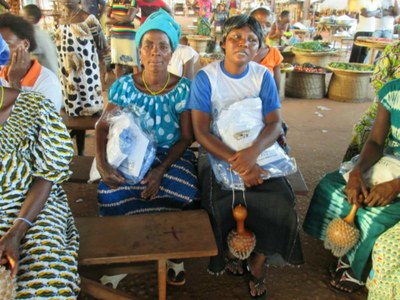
[0,0,10,9]
[182,57,195,79]
[273,65,281,92]
[0,178,52,277]
[360,7,381,18]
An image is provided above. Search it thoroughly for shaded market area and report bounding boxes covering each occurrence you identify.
[1,0,399,299]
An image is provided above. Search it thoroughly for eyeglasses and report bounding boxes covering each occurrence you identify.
[228,33,259,46]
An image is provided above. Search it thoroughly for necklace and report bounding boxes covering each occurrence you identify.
[142,71,170,96]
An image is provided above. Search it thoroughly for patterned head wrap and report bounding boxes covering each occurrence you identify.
[136,9,181,51]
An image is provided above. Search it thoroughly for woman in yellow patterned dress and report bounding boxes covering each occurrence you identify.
[0,36,79,298]
[367,222,400,299]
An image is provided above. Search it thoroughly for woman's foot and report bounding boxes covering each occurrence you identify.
[225,252,245,276]
[166,260,185,286]
[247,253,268,299]
[329,269,364,294]
[328,256,351,280]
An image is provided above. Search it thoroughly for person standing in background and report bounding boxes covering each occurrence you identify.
[374,0,397,38]
[137,0,171,24]
[228,0,240,16]
[349,0,381,63]
[21,4,58,76]
[82,0,106,19]
[106,0,139,78]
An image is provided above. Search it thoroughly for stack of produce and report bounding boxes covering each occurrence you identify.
[292,63,326,73]
[292,42,337,68]
[292,41,335,53]
[328,62,374,72]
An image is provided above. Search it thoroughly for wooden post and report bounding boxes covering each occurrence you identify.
[302,0,310,23]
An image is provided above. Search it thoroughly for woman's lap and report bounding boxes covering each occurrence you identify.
[303,170,400,279]
[198,150,304,272]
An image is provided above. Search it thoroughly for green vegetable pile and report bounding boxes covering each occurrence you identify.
[293,41,334,52]
[328,62,374,72]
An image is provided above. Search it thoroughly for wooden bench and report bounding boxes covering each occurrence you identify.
[61,113,100,156]
[76,210,217,300]
[68,155,309,195]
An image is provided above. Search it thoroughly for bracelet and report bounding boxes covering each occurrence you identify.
[14,217,33,227]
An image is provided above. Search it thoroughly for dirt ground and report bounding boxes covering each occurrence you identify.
[65,95,372,300]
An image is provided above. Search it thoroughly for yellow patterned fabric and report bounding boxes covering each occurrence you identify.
[367,222,400,299]
[0,92,79,299]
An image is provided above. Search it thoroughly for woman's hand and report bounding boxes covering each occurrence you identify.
[228,147,260,176]
[0,231,21,277]
[344,170,369,206]
[363,180,399,207]
[8,46,31,89]
[97,162,125,189]
[141,166,166,199]
[240,164,268,188]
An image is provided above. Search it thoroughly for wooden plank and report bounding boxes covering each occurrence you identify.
[68,156,309,196]
[76,210,218,266]
[69,155,95,183]
[80,277,135,300]
[62,114,100,131]
[80,262,155,278]
[287,169,309,196]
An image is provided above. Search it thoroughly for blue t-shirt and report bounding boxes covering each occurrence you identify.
[186,60,280,118]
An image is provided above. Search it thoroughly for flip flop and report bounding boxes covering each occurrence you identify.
[328,257,351,280]
[247,272,268,299]
[225,257,246,276]
[329,270,364,294]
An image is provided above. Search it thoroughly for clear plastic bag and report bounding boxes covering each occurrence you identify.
[90,108,156,185]
[210,98,297,190]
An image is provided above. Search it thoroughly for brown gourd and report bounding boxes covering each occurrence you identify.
[324,204,360,257]
[227,204,256,260]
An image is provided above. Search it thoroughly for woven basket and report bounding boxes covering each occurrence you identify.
[187,35,212,53]
[285,71,326,99]
[293,49,337,68]
[327,71,374,102]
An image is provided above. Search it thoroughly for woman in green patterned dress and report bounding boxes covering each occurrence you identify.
[343,41,400,161]
[0,85,79,296]
[303,78,400,293]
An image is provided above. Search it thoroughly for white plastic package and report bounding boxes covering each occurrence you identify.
[210,98,297,190]
[89,109,156,185]
[341,154,400,189]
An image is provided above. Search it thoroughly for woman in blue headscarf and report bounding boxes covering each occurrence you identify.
[95,9,199,285]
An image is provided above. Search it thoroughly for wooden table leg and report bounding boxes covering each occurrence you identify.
[158,259,167,300]
[369,49,376,64]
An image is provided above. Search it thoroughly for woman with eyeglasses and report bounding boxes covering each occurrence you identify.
[187,14,303,299]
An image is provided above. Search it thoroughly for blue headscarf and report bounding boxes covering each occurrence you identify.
[135,9,181,51]
[0,33,9,65]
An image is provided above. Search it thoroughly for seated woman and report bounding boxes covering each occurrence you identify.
[367,221,400,299]
[303,78,400,293]
[0,13,62,112]
[343,40,400,162]
[95,10,199,285]
[187,15,303,299]
[0,34,79,298]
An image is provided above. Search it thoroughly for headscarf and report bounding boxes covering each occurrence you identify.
[135,9,181,51]
[0,33,10,65]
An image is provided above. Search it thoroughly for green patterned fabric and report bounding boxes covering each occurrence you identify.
[367,221,400,299]
[0,92,79,299]
[304,79,400,280]
[343,41,400,161]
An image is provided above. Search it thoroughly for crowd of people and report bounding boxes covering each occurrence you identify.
[0,1,399,299]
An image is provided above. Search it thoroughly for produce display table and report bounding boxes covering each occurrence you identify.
[315,23,352,43]
[354,37,393,64]
[292,49,337,68]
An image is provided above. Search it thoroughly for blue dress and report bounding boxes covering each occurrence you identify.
[98,75,199,215]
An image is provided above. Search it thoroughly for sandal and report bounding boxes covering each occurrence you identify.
[247,263,268,299]
[225,256,246,276]
[329,270,364,294]
[166,260,185,286]
[328,257,351,280]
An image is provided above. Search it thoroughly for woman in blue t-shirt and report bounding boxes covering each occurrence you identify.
[187,14,304,299]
